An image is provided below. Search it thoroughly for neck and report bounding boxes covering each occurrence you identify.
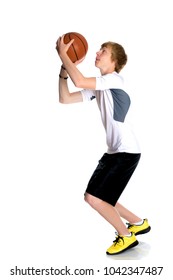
[100,69,115,75]
[100,65,115,75]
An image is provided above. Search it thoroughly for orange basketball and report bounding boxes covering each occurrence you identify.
[63,32,88,63]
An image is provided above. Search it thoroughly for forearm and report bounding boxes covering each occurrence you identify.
[60,53,85,88]
[58,66,83,104]
[59,66,70,103]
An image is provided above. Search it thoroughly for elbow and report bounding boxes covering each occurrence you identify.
[59,97,65,104]
[74,81,84,89]
[73,77,85,89]
[59,99,66,104]
[73,81,81,88]
[59,97,70,104]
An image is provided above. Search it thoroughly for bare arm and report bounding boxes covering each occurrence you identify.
[59,66,83,104]
[56,35,96,104]
[60,53,96,90]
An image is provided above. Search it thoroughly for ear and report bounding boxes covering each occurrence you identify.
[112,59,118,71]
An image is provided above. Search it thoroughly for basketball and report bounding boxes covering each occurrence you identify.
[63,32,88,63]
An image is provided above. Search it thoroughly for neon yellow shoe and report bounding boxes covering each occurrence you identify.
[127,219,151,236]
[106,233,138,255]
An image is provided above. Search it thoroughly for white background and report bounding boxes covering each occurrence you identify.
[0,0,173,279]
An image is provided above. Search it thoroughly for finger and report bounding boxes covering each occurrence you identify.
[56,36,62,45]
[66,38,74,48]
[61,34,74,46]
[74,56,85,65]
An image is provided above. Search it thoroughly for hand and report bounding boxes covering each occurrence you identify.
[74,56,86,66]
[56,35,74,58]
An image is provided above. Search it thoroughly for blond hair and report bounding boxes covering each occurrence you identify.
[101,41,127,73]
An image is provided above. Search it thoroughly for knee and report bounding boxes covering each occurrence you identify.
[84,193,92,205]
[84,193,102,209]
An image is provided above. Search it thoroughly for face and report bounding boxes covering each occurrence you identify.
[95,46,115,73]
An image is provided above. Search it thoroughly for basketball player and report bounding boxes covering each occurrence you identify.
[56,35,151,255]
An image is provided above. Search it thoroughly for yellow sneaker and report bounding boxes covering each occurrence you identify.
[106,233,138,255]
[127,218,151,236]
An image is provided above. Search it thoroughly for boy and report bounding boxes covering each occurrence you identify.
[56,35,151,255]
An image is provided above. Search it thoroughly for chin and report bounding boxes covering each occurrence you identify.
[95,61,99,68]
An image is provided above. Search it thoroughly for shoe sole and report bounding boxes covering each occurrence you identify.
[135,226,151,236]
[106,240,139,255]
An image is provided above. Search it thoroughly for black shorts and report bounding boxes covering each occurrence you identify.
[85,152,141,206]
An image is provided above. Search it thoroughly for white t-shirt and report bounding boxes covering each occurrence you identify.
[81,72,141,154]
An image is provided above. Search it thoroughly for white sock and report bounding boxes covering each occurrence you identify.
[124,233,132,237]
[133,219,143,226]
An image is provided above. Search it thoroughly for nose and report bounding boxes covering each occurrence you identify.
[96,50,101,59]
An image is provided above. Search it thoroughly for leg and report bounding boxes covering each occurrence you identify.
[115,202,142,224]
[115,202,151,236]
[85,193,139,255]
[85,193,130,235]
